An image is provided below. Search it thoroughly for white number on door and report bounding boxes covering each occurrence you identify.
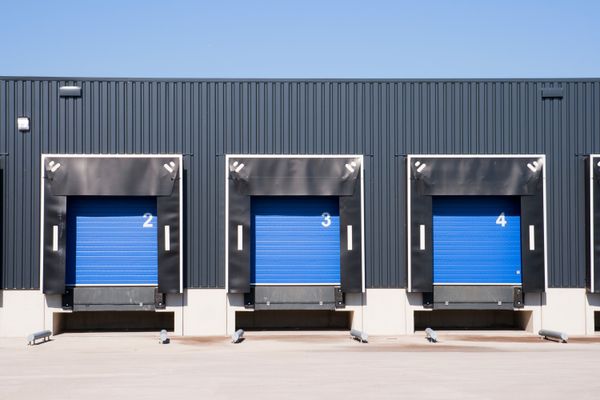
[321,212,332,228]
[496,212,507,228]
[143,213,154,228]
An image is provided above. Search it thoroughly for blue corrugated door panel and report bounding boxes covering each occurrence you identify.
[433,196,522,285]
[251,196,341,285]
[66,196,158,286]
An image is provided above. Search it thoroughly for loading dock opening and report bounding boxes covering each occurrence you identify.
[236,310,352,331]
[52,311,174,334]
[41,155,183,315]
[227,155,364,315]
[407,155,547,314]
[414,310,533,332]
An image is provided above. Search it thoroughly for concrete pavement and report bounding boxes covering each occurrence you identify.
[1,331,599,400]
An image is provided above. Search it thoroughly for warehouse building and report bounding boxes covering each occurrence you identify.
[0,77,599,336]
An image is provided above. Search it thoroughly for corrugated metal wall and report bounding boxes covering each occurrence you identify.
[1,79,599,289]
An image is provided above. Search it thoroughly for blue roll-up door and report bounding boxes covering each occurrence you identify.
[251,196,340,285]
[433,196,522,285]
[66,197,158,286]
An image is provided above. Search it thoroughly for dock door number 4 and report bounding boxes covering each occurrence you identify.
[496,212,507,228]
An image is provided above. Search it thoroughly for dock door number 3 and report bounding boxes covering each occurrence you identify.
[321,212,331,228]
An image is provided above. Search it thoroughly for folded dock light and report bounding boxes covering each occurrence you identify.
[27,330,52,346]
[539,329,568,343]
[231,329,245,344]
[350,329,368,343]
[425,328,438,343]
[159,329,170,344]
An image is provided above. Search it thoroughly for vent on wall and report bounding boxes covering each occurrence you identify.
[540,87,563,99]
[59,85,82,98]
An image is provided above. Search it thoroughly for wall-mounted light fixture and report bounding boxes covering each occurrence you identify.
[17,117,30,132]
[541,87,563,99]
[59,85,82,97]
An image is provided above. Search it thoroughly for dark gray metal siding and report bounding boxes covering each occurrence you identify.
[1,78,599,289]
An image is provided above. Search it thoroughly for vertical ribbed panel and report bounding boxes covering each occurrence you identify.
[1,78,599,289]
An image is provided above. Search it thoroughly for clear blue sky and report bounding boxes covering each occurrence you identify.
[1,0,599,78]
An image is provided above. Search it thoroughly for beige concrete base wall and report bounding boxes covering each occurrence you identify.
[541,289,587,335]
[183,289,227,336]
[2,288,600,337]
[0,290,45,337]
[1,289,229,338]
[363,289,406,335]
